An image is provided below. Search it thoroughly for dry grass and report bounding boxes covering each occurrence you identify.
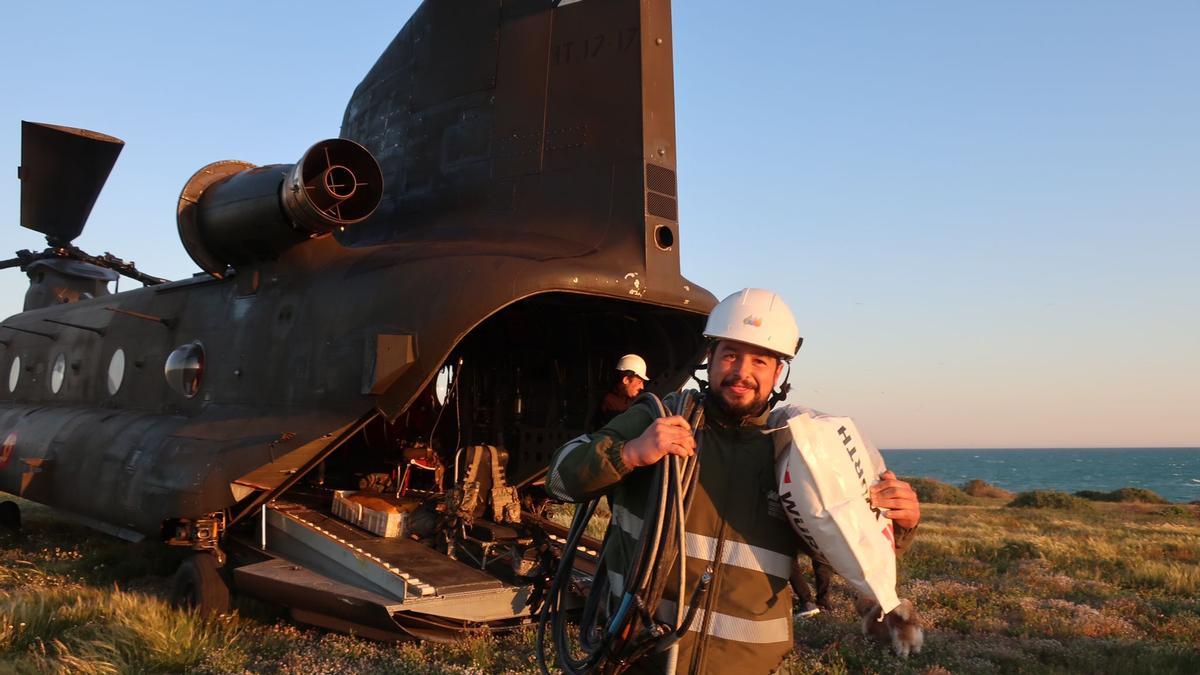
[2,493,1199,673]
[0,586,246,674]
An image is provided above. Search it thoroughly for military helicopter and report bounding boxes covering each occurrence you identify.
[0,0,715,640]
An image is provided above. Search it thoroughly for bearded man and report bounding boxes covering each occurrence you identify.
[546,288,921,674]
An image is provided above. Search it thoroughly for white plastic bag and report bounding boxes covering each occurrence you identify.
[770,406,900,614]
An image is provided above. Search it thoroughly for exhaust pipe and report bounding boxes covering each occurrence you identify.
[177,138,383,277]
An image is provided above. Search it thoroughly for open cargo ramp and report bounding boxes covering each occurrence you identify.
[233,500,533,640]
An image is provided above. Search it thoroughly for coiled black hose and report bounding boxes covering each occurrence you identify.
[537,391,706,675]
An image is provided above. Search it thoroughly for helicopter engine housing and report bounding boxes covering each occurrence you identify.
[176,138,382,276]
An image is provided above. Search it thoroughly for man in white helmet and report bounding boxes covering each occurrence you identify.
[547,288,920,674]
[594,353,650,428]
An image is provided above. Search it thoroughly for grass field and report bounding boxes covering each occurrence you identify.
[1,489,1198,674]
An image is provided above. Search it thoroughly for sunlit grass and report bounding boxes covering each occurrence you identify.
[0,586,246,674]
[1,493,1198,673]
[905,503,1200,597]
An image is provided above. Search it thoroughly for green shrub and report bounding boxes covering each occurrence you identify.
[901,476,974,504]
[961,479,1015,500]
[1007,490,1092,510]
[1111,487,1166,503]
[1073,487,1170,504]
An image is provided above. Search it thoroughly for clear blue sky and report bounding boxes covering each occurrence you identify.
[2,1,1197,448]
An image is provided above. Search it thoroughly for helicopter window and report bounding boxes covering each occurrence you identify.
[6,357,19,392]
[164,342,204,398]
[106,349,126,395]
[50,353,67,394]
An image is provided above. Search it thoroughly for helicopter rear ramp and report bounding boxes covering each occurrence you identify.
[233,500,532,639]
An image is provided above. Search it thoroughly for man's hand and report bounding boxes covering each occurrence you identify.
[621,416,696,469]
[870,471,920,530]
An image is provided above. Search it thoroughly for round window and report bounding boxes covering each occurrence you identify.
[7,356,19,392]
[164,342,205,398]
[50,353,67,394]
[107,349,126,395]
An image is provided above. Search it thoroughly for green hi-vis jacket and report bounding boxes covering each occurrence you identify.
[546,396,916,674]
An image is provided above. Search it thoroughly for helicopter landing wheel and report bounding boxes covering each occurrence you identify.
[170,553,231,615]
[0,501,19,531]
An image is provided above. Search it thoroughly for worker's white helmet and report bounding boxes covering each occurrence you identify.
[615,354,649,381]
[703,288,802,360]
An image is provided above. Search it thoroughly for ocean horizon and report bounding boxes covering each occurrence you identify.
[880,447,1200,504]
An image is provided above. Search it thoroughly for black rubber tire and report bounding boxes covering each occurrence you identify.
[0,501,19,530]
[170,554,231,615]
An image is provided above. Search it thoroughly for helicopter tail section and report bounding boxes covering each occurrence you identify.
[339,0,682,285]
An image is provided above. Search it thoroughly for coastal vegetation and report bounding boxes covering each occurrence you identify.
[961,479,1015,501]
[1,488,1198,673]
[900,477,974,505]
[1074,488,1173,505]
[903,477,1179,510]
[1007,490,1094,511]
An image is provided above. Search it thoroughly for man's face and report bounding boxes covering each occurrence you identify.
[621,374,645,398]
[707,340,784,418]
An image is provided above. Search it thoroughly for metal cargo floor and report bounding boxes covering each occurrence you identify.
[268,500,502,596]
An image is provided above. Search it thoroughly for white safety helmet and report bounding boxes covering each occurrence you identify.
[615,354,649,381]
[703,288,802,360]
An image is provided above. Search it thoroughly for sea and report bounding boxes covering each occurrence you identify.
[879,447,1200,504]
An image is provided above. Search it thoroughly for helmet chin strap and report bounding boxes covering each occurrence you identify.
[767,361,793,408]
[691,361,710,392]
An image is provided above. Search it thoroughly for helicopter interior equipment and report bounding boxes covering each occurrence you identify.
[0,0,715,641]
